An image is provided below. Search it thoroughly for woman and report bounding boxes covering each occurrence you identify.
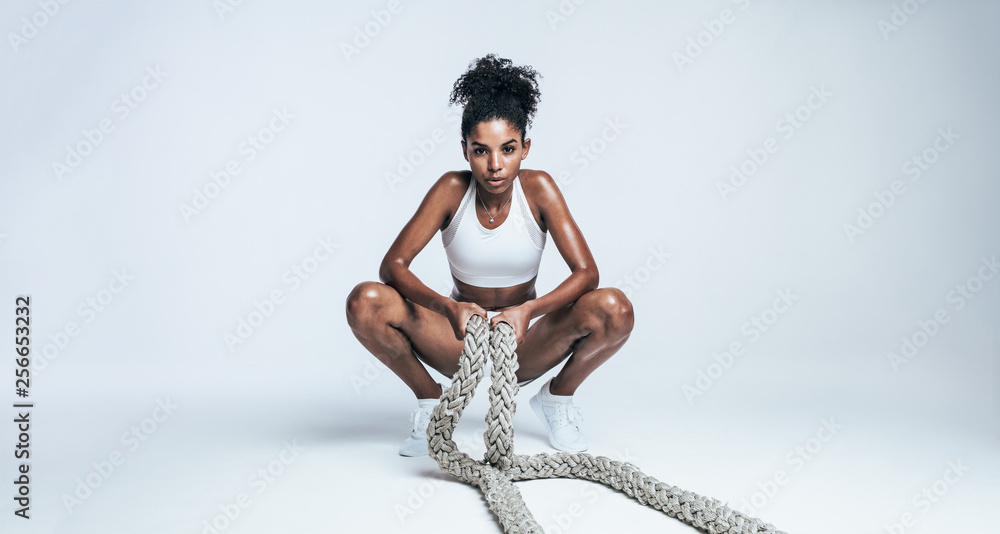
[346,54,634,456]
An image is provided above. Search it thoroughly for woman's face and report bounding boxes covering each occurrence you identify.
[461,119,531,196]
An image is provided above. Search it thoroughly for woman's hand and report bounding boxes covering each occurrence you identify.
[446,301,488,341]
[489,304,533,346]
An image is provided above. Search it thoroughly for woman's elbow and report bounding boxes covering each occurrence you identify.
[581,267,599,291]
[378,260,400,285]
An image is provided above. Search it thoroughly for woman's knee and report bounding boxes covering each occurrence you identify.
[577,287,634,337]
[346,281,398,327]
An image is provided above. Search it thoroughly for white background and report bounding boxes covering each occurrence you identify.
[1,1,997,533]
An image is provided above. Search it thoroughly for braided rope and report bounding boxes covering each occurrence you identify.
[426,314,788,534]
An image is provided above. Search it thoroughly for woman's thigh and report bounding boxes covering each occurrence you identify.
[398,292,594,383]
[396,296,467,378]
[510,304,581,382]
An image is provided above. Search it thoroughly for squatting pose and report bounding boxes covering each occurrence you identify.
[346,54,634,456]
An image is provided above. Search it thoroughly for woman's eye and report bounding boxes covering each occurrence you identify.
[504,147,514,153]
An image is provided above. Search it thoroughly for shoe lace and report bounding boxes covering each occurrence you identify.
[550,403,584,429]
[409,405,434,435]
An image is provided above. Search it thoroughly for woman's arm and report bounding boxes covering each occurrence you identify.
[379,172,465,317]
[523,171,600,320]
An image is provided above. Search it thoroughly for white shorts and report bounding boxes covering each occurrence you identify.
[485,309,542,329]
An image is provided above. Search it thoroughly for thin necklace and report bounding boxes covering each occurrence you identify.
[477,181,513,224]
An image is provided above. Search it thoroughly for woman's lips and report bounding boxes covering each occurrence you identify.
[487,178,504,185]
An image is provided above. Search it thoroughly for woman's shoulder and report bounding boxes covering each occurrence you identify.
[434,170,473,191]
[425,170,472,201]
[518,168,559,187]
[426,171,474,225]
[517,169,563,206]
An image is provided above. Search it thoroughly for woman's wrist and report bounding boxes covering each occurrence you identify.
[434,296,456,317]
[521,298,540,319]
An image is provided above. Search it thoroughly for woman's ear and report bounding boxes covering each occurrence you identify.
[460,139,469,162]
[522,137,531,159]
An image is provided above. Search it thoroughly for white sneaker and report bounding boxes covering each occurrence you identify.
[399,387,442,457]
[529,378,588,452]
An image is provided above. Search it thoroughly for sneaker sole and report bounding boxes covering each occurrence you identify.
[399,437,429,457]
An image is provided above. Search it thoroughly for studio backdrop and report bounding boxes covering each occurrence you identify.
[1,1,997,533]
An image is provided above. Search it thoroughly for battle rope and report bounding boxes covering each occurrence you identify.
[426,314,788,534]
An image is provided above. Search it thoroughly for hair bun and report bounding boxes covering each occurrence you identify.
[449,54,542,140]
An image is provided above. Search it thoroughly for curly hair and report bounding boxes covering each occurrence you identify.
[449,54,542,141]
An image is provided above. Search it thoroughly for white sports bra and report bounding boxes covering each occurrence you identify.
[441,175,546,288]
